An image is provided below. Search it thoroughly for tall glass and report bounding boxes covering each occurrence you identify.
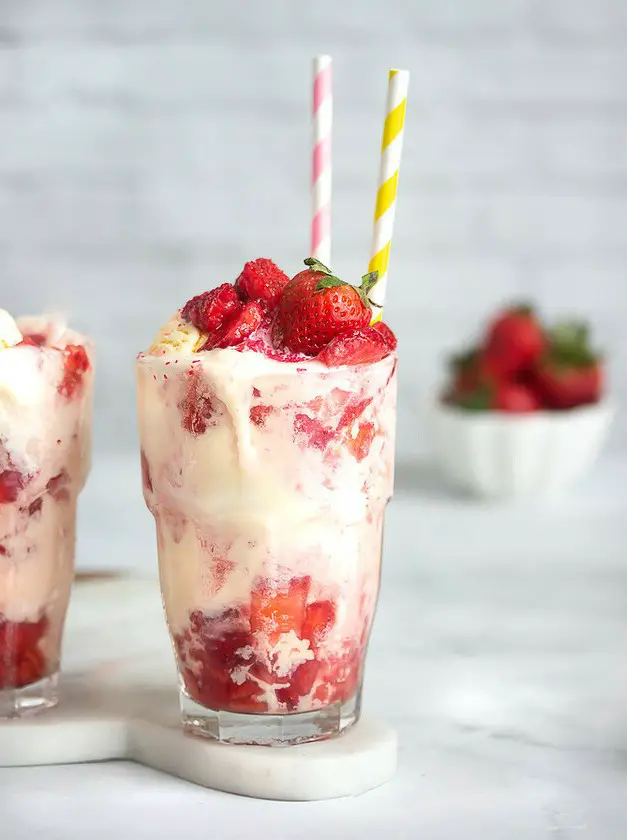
[137,347,396,745]
[0,318,92,717]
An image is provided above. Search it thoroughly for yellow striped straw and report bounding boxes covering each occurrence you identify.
[368,68,409,322]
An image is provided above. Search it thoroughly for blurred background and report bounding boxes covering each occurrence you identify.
[1,0,626,570]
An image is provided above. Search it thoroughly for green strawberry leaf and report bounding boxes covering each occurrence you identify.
[304,257,333,275]
[547,320,599,368]
[315,275,348,291]
[449,346,479,374]
[307,259,380,313]
[455,384,493,411]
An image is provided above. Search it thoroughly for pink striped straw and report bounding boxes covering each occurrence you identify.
[311,55,332,267]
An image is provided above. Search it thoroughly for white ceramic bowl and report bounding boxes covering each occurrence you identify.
[431,399,614,499]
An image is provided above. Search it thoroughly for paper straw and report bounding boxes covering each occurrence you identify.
[368,69,409,321]
[311,55,332,267]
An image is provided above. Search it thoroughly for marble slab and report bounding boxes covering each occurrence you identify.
[0,580,397,801]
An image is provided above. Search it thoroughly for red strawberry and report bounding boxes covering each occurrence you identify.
[250,576,311,645]
[482,304,545,377]
[532,322,603,409]
[203,301,264,350]
[455,381,541,413]
[58,344,90,399]
[302,600,336,649]
[345,421,377,461]
[317,326,391,367]
[371,321,397,352]
[272,258,374,356]
[249,405,274,427]
[234,258,290,308]
[0,470,25,504]
[290,658,320,696]
[181,284,242,334]
[21,333,47,346]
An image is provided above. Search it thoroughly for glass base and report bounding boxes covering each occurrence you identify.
[180,689,362,746]
[0,672,59,719]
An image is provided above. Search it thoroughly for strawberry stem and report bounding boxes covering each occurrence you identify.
[304,257,333,275]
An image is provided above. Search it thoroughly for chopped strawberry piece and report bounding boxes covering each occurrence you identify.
[16,648,46,688]
[250,576,311,644]
[275,684,300,711]
[13,616,48,658]
[203,301,264,350]
[291,659,320,697]
[371,321,397,351]
[181,284,242,334]
[317,327,391,367]
[0,470,25,504]
[293,414,335,450]
[345,422,377,461]
[249,405,274,427]
[302,600,336,649]
[0,614,49,689]
[338,396,373,431]
[227,678,267,713]
[248,658,290,686]
[22,333,47,346]
[234,258,290,308]
[58,344,90,399]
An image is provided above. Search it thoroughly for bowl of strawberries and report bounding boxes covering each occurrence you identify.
[432,303,613,499]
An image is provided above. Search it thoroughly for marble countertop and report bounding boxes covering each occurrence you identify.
[2,455,627,839]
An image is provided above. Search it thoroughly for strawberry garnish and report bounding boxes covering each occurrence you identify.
[317,326,391,367]
[234,258,290,308]
[181,284,242,334]
[371,320,398,352]
[202,301,264,350]
[482,304,545,378]
[532,322,603,409]
[58,344,90,399]
[272,258,375,356]
[250,575,311,645]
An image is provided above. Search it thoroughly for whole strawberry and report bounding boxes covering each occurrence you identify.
[483,304,545,378]
[272,258,375,356]
[532,322,603,409]
[234,258,290,308]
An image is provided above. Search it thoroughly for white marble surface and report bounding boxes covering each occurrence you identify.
[2,457,627,837]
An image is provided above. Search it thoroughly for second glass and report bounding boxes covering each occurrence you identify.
[0,315,92,717]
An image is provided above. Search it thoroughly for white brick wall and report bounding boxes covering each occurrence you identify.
[1,0,626,459]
